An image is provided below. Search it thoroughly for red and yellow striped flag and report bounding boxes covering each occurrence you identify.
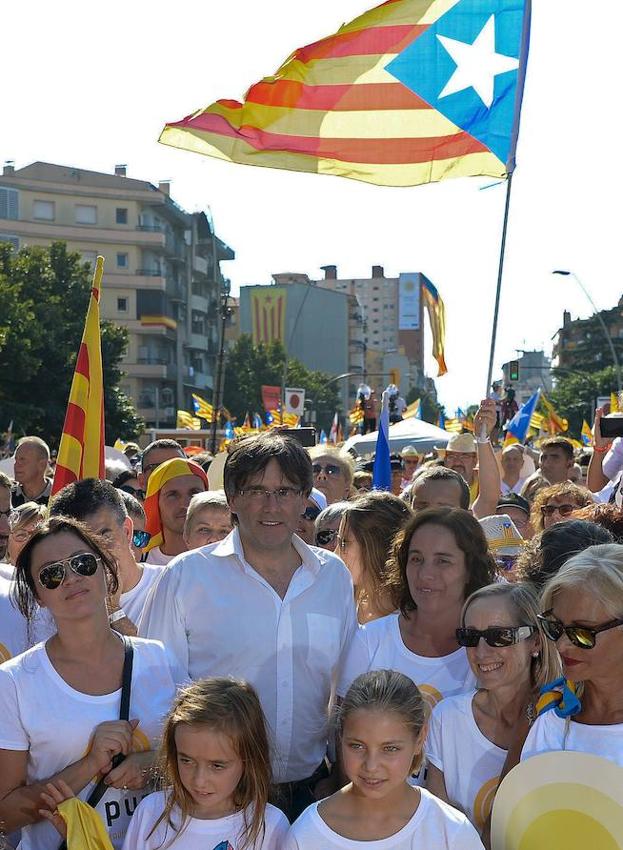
[421,276,447,376]
[159,0,529,187]
[52,257,105,496]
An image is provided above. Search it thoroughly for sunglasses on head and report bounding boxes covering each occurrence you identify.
[538,610,623,649]
[132,529,152,549]
[316,528,338,546]
[38,552,101,591]
[119,484,146,500]
[301,506,321,522]
[456,625,536,648]
[312,463,341,477]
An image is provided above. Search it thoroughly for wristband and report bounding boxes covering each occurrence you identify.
[109,609,127,624]
[594,443,613,454]
[476,437,491,445]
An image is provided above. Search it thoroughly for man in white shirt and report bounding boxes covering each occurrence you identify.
[140,431,357,820]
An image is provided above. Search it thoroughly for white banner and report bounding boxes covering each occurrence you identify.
[398,272,421,330]
[285,388,306,416]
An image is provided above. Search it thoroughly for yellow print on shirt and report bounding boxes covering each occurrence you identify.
[474,775,501,830]
[0,643,11,663]
[418,684,443,710]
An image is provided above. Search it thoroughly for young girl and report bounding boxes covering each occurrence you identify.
[120,677,288,849]
[285,670,484,849]
[41,678,288,849]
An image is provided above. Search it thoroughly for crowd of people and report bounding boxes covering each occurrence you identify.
[0,398,623,849]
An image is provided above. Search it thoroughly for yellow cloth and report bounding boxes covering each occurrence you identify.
[58,798,114,850]
[469,478,479,506]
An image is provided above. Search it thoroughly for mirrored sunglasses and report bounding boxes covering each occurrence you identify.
[38,552,100,590]
[538,612,623,649]
[132,529,152,549]
[315,528,338,546]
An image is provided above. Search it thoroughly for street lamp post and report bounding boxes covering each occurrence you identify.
[209,278,232,455]
[552,270,622,394]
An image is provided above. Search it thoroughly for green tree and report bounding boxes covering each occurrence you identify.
[0,241,143,445]
[405,385,442,424]
[548,366,617,437]
[222,335,341,432]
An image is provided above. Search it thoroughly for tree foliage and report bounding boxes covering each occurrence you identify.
[222,335,341,432]
[0,241,143,446]
[548,366,618,437]
[406,385,442,424]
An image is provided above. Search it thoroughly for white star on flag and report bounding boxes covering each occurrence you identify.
[437,15,519,109]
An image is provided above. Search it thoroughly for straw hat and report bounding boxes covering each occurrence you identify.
[435,433,477,455]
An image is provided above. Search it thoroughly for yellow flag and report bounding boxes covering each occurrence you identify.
[611,392,620,413]
[176,410,201,430]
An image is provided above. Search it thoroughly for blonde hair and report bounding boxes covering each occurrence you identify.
[338,670,429,775]
[461,582,561,690]
[151,678,272,849]
[541,543,623,620]
[530,482,593,532]
[9,501,47,532]
[183,490,230,538]
[308,446,355,490]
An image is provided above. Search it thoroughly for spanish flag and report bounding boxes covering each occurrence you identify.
[421,277,447,376]
[52,257,105,496]
[159,0,531,188]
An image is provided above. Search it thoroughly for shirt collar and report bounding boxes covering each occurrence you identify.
[212,527,324,575]
[14,479,52,500]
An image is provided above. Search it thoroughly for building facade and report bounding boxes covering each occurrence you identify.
[553,301,623,375]
[0,161,234,426]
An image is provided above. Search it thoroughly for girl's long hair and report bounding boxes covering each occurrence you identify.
[149,678,272,849]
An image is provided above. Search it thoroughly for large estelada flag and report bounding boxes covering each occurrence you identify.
[251,287,287,345]
[159,0,531,187]
[52,257,105,496]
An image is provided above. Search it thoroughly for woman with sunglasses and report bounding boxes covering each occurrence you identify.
[521,543,623,766]
[309,447,354,504]
[337,491,412,623]
[425,583,560,833]
[295,488,327,545]
[314,501,351,551]
[0,516,176,849]
[530,482,593,534]
[338,508,496,724]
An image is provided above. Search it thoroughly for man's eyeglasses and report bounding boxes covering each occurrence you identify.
[538,610,623,649]
[238,487,301,502]
[301,506,321,522]
[38,552,100,590]
[312,463,342,477]
[316,529,338,546]
[119,485,146,500]
[456,625,536,648]
[132,529,152,549]
[540,503,575,518]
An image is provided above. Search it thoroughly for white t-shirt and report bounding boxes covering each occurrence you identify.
[0,576,56,663]
[0,637,176,850]
[500,477,527,496]
[144,546,176,566]
[120,564,164,626]
[337,613,476,709]
[122,792,289,849]
[521,711,623,766]
[426,692,506,831]
[284,788,484,849]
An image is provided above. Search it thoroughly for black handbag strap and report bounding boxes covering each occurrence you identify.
[57,637,134,850]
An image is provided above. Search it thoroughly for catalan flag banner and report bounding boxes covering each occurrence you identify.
[176,410,201,430]
[421,276,448,376]
[611,392,620,414]
[504,388,540,446]
[52,256,105,496]
[250,287,287,345]
[582,420,593,447]
[191,393,214,423]
[540,394,568,433]
[159,0,532,188]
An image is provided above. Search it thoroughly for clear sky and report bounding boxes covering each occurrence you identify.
[5,0,621,411]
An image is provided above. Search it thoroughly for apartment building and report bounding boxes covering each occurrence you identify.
[0,161,234,426]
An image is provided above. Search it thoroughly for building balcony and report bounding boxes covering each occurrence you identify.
[124,361,177,380]
[124,320,176,340]
[193,255,208,275]
[188,332,209,351]
[5,219,166,247]
[191,293,209,313]
[136,223,163,232]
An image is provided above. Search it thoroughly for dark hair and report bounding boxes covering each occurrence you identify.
[516,519,614,591]
[540,437,574,462]
[388,507,496,615]
[224,432,313,501]
[118,490,145,522]
[186,451,214,473]
[410,466,470,511]
[111,469,139,489]
[49,478,127,525]
[141,439,184,469]
[13,515,119,621]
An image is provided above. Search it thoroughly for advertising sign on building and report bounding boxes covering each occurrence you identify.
[398,273,421,331]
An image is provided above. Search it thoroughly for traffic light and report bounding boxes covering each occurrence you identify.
[509,360,520,381]
[389,368,401,386]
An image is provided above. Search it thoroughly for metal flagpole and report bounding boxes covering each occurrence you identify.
[485,171,515,397]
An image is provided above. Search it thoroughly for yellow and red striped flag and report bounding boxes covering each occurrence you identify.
[52,257,105,496]
[421,277,448,376]
[159,0,531,188]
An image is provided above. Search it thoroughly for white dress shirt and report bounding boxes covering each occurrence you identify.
[139,527,357,783]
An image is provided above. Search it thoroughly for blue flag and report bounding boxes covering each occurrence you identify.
[225,420,235,440]
[253,413,263,429]
[265,410,274,426]
[372,390,392,491]
[319,429,328,444]
[506,389,541,443]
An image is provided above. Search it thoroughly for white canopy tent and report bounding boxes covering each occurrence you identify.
[343,417,451,456]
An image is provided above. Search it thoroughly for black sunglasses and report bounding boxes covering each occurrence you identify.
[316,528,338,546]
[456,625,536,648]
[132,529,152,549]
[302,506,321,522]
[312,463,342,477]
[538,610,623,649]
[38,552,100,590]
[119,485,146,500]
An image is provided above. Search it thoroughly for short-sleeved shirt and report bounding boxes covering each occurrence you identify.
[0,637,176,850]
[122,792,289,849]
[521,711,623,767]
[283,788,484,849]
[426,691,506,831]
[119,563,164,625]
